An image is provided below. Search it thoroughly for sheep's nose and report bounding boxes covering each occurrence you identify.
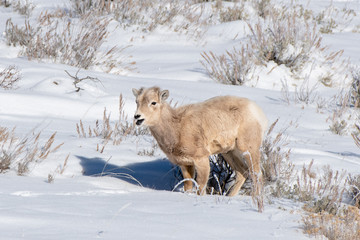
[134,114,141,119]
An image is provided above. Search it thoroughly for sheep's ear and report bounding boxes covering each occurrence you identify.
[132,88,140,97]
[160,90,169,102]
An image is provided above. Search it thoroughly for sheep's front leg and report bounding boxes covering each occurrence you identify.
[180,165,195,192]
[195,157,210,195]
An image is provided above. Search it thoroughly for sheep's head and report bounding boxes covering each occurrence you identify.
[132,86,169,127]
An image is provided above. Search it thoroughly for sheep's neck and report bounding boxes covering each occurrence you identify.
[149,105,179,152]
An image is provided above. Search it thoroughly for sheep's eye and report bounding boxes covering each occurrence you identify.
[151,102,157,106]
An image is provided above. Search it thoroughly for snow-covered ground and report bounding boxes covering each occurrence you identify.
[0,0,359,239]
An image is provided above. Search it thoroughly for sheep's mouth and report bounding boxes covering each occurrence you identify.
[136,119,145,126]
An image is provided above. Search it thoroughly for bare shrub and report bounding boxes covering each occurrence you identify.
[298,161,347,214]
[200,45,255,85]
[218,2,248,23]
[173,153,236,196]
[0,127,63,175]
[207,154,235,195]
[329,92,350,136]
[203,5,344,87]
[315,5,357,34]
[281,75,321,106]
[252,0,274,18]
[261,120,347,213]
[352,124,360,149]
[303,206,360,240]
[350,68,360,108]
[348,174,360,208]
[65,69,102,92]
[70,0,207,37]
[0,0,11,7]
[261,119,292,181]
[5,12,133,72]
[0,65,21,89]
[12,0,35,17]
[261,119,295,198]
[247,13,322,73]
[329,117,348,136]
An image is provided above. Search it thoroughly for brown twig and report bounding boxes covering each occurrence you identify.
[65,69,102,92]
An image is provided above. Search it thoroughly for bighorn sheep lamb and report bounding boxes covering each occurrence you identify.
[132,86,268,212]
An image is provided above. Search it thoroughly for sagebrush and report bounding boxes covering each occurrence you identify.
[201,46,255,85]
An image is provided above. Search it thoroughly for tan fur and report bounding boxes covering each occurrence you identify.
[132,86,268,212]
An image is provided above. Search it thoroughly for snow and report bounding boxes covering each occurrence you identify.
[0,0,359,239]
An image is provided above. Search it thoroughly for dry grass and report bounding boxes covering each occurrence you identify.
[260,119,348,215]
[261,120,293,183]
[0,65,21,89]
[70,0,208,38]
[329,91,350,136]
[47,153,69,183]
[0,127,63,175]
[5,11,134,73]
[202,3,345,87]
[298,161,347,214]
[77,94,150,153]
[12,0,35,17]
[218,2,248,23]
[261,119,297,201]
[303,206,360,240]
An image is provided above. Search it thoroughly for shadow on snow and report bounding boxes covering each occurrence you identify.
[77,156,180,191]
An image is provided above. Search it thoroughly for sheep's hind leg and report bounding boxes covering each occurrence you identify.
[180,165,195,192]
[222,152,248,196]
[194,157,210,195]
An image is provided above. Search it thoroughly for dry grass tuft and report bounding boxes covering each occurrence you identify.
[47,153,70,183]
[299,162,347,214]
[1,127,63,175]
[260,119,296,200]
[77,94,150,153]
[0,65,21,90]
